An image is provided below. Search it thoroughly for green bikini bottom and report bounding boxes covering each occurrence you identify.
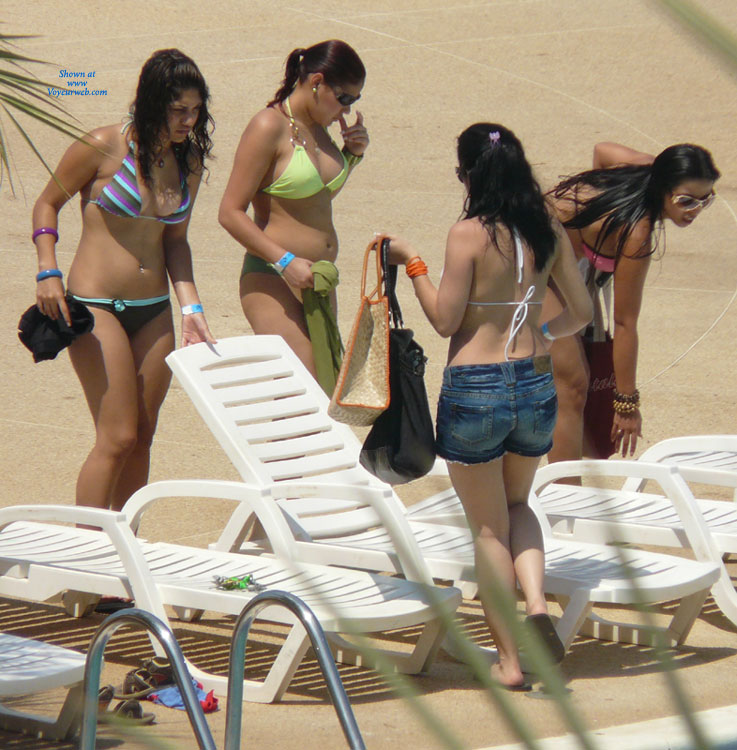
[241,253,280,278]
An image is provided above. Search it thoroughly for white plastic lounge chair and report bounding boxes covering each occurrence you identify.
[408,435,737,527]
[0,492,461,704]
[408,439,737,629]
[165,335,720,653]
[531,457,737,629]
[624,435,737,499]
[0,633,85,740]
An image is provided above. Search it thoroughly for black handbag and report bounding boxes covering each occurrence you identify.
[359,238,436,484]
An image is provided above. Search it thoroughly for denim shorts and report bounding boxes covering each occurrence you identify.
[435,356,558,464]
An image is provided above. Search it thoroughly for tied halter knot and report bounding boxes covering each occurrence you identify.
[504,233,536,361]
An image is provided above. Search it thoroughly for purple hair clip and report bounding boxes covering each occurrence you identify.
[489,131,501,146]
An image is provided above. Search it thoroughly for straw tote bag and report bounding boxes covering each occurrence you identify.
[360,238,436,483]
[328,236,391,426]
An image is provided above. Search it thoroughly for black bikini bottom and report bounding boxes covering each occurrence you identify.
[67,293,171,337]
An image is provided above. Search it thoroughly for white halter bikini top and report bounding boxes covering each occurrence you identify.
[467,230,541,361]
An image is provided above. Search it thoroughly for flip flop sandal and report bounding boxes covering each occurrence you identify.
[116,668,159,700]
[102,699,155,726]
[140,656,173,686]
[94,597,134,614]
[525,613,566,665]
[98,684,115,714]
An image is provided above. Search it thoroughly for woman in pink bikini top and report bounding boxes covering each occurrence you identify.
[543,141,720,462]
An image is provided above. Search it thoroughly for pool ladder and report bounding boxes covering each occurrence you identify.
[78,590,365,749]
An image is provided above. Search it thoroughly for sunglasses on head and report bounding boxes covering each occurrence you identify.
[671,191,715,211]
[331,86,361,107]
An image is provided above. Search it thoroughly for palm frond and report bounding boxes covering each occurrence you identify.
[0,30,85,192]
[0,116,16,192]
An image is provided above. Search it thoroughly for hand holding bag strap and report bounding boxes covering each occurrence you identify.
[362,235,386,301]
[379,237,403,329]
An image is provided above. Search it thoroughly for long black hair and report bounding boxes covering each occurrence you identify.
[552,143,720,259]
[268,40,365,107]
[457,123,557,271]
[131,48,214,185]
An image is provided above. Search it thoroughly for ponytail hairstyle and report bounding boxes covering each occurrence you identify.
[131,48,214,186]
[552,143,719,260]
[457,123,557,271]
[268,40,366,107]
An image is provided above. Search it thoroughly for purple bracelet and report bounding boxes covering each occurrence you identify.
[32,227,59,243]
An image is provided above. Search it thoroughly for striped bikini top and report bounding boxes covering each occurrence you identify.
[91,140,191,224]
[467,230,542,361]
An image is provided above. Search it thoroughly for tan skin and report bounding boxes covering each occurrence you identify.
[219,72,368,378]
[545,142,716,460]
[390,211,592,689]
[32,88,214,513]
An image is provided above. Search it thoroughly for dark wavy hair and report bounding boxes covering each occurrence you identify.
[457,123,557,271]
[130,48,214,185]
[268,40,366,107]
[552,143,720,260]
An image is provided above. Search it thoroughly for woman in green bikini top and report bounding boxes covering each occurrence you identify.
[219,40,369,382]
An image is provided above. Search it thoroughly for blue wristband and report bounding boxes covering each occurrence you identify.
[273,251,295,274]
[181,303,204,315]
[36,269,63,282]
[541,322,555,342]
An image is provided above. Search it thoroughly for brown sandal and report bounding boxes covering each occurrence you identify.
[117,668,159,700]
[101,699,155,726]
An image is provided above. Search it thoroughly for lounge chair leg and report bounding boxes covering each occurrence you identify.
[0,683,82,740]
[453,580,479,599]
[172,606,204,622]
[667,589,710,646]
[62,591,100,618]
[185,622,312,704]
[554,592,593,651]
[326,619,447,675]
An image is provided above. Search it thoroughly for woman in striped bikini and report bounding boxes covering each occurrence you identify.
[544,141,719,462]
[31,48,215,513]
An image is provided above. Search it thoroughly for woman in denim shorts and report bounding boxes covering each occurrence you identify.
[389,124,592,690]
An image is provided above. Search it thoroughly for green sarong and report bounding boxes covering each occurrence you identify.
[303,260,343,395]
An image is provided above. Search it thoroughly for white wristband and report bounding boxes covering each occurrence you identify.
[541,322,555,341]
[181,303,204,315]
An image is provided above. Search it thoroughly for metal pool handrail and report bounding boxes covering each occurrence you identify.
[224,590,365,750]
[78,607,216,750]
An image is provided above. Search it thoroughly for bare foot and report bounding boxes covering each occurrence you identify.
[491,661,531,691]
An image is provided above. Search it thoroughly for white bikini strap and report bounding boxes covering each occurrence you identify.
[505,284,536,361]
[505,229,535,360]
[513,230,524,284]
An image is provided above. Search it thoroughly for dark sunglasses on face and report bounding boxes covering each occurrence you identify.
[331,86,361,107]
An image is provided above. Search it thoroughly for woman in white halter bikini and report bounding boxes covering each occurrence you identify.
[388,124,592,691]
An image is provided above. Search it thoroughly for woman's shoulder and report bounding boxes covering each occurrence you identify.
[84,123,127,148]
[448,217,486,243]
[622,216,654,257]
[243,106,288,142]
[447,218,497,260]
[59,123,123,168]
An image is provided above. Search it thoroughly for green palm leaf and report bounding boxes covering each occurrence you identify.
[0,30,85,192]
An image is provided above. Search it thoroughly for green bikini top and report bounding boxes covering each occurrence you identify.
[262,99,361,200]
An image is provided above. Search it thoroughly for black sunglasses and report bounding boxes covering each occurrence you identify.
[332,86,361,107]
